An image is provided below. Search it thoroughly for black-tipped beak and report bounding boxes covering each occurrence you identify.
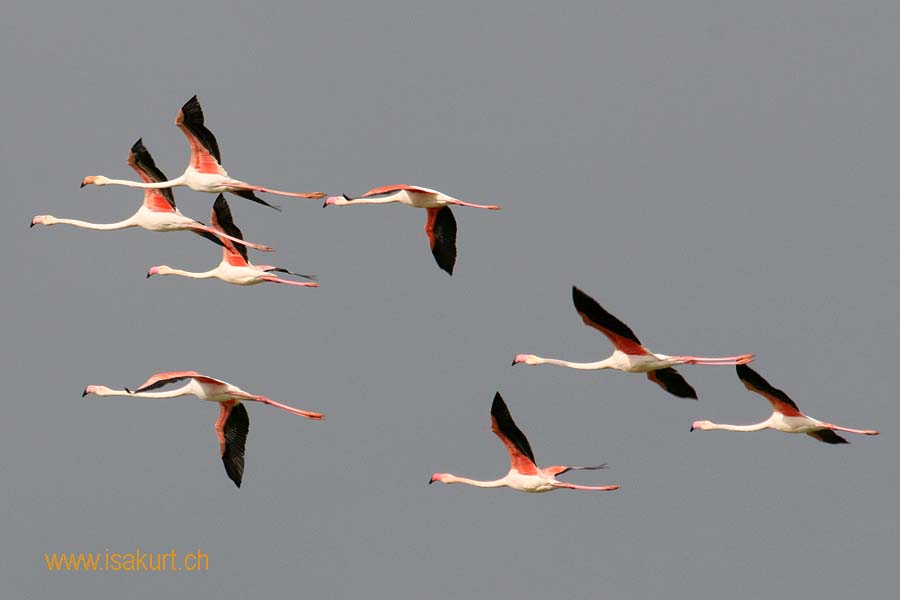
[689,425,695,432]
[80,181,86,188]
[322,200,328,208]
[29,220,35,228]
[428,477,435,485]
[81,388,88,397]
[511,359,518,366]
[146,272,151,279]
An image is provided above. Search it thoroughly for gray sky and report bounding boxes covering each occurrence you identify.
[4,1,899,598]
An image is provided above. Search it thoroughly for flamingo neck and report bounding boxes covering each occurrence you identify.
[343,195,399,206]
[155,266,221,279]
[91,385,192,399]
[697,420,770,432]
[537,357,614,370]
[41,216,137,230]
[94,174,186,190]
[440,474,508,488]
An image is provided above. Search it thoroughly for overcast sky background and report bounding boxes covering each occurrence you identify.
[4,2,899,598]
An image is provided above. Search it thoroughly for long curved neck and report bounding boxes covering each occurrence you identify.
[441,474,508,488]
[47,216,137,230]
[99,174,186,189]
[704,420,770,432]
[158,267,221,279]
[93,385,192,399]
[345,196,399,206]
[535,356,613,370]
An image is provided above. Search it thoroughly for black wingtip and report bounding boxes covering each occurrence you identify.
[124,387,133,394]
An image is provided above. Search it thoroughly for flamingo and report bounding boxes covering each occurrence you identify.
[690,365,880,443]
[32,140,273,252]
[83,371,324,487]
[147,195,319,288]
[81,95,325,211]
[512,286,755,399]
[429,392,620,493]
[323,184,501,275]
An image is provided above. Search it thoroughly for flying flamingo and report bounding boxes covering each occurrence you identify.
[147,195,319,288]
[32,140,272,252]
[429,392,620,493]
[690,364,880,444]
[323,184,501,275]
[512,286,755,399]
[83,371,324,487]
[81,95,325,211]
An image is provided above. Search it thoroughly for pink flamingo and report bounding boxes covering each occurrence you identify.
[429,392,620,493]
[513,286,755,399]
[81,96,325,211]
[83,371,324,487]
[690,365,880,443]
[147,195,318,288]
[33,140,272,252]
[323,184,501,275]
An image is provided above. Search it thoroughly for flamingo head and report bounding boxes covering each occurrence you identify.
[81,175,110,188]
[323,194,352,208]
[429,473,447,485]
[31,215,55,227]
[82,385,113,397]
[512,354,540,366]
[146,266,171,278]
[690,420,712,432]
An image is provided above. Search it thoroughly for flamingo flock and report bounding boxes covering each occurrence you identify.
[33,95,879,489]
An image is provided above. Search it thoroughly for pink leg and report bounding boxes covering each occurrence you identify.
[189,224,274,252]
[232,183,325,199]
[262,276,319,288]
[677,354,755,366]
[253,395,324,420]
[553,482,620,491]
[450,200,502,210]
[828,424,880,436]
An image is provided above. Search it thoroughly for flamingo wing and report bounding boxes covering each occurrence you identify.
[807,429,849,444]
[572,286,648,355]
[210,195,250,266]
[490,392,539,475]
[736,365,803,417]
[127,138,177,212]
[647,368,698,399]
[175,95,224,174]
[133,371,226,393]
[362,184,439,198]
[216,402,249,487]
[425,206,457,275]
